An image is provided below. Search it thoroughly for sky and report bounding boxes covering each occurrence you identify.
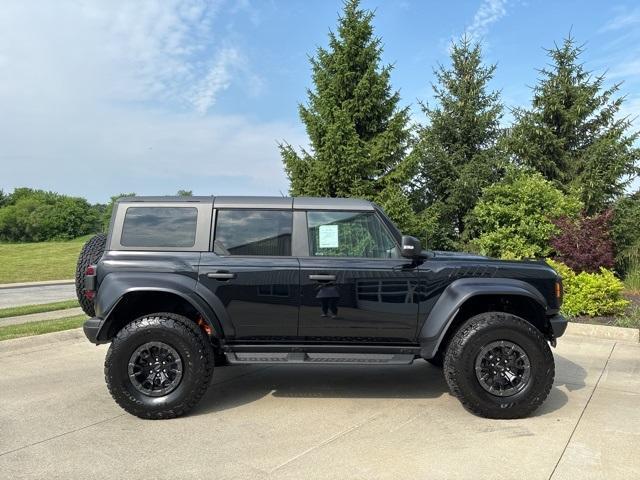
[0,0,639,203]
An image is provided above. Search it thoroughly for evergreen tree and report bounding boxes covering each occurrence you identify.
[279,0,412,229]
[409,36,506,249]
[507,35,639,214]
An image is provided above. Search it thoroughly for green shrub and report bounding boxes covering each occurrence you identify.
[547,259,629,317]
[465,170,582,259]
[0,188,100,242]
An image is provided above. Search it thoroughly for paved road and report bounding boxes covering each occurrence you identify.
[0,307,84,327]
[0,284,76,308]
[0,331,638,480]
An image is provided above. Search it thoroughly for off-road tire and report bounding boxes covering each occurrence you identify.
[443,312,554,419]
[75,233,107,316]
[105,313,214,419]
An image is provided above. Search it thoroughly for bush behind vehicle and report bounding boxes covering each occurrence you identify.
[0,188,102,242]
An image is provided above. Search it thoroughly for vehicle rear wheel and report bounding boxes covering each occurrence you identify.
[104,313,214,419]
[75,233,107,316]
[443,312,554,419]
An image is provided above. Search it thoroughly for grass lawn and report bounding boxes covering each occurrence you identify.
[0,314,86,341]
[0,235,91,284]
[0,300,79,319]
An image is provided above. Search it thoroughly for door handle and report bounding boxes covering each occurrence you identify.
[309,274,336,281]
[206,272,236,280]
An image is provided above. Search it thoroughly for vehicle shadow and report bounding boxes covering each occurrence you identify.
[192,354,581,417]
[193,360,449,416]
[532,353,588,417]
[552,353,588,391]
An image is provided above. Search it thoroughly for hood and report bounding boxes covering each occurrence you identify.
[430,250,490,261]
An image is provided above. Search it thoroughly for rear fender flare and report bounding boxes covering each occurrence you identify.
[95,272,234,340]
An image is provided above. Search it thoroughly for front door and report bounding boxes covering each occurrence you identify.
[298,210,419,342]
[199,208,299,341]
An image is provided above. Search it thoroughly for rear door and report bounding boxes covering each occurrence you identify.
[298,210,419,342]
[198,207,300,341]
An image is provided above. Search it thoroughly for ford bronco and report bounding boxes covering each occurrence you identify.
[77,196,566,419]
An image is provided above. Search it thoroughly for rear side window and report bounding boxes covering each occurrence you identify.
[214,210,292,256]
[121,207,198,247]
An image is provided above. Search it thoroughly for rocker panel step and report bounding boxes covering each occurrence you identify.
[226,351,416,365]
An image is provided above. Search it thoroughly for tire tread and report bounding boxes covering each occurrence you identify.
[443,312,554,419]
[104,312,214,420]
[75,233,107,316]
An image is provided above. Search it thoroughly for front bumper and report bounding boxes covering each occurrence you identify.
[549,314,568,338]
[83,317,105,344]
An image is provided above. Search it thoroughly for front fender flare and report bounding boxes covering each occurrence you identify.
[418,278,549,359]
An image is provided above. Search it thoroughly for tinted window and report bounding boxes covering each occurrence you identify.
[214,210,292,256]
[307,211,398,258]
[121,207,198,247]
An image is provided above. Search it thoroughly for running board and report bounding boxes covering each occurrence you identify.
[226,351,416,365]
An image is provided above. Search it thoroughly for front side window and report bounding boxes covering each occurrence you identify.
[121,207,198,247]
[214,210,292,256]
[307,211,398,258]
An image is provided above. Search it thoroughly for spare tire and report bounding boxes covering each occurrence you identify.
[75,233,107,317]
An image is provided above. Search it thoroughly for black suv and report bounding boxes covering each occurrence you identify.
[77,196,566,420]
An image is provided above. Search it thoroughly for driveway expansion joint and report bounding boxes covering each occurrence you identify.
[548,341,617,480]
[0,414,125,457]
[268,410,385,473]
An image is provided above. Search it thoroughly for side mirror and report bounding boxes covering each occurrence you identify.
[400,235,422,259]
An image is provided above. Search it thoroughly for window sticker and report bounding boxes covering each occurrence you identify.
[318,224,339,248]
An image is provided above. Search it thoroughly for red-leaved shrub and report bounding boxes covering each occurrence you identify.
[551,210,615,273]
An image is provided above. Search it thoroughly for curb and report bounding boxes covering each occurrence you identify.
[565,322,639,343]
[0,279,75,290]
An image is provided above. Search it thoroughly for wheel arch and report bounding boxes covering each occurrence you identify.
[419,278,550,359]
[93,273,231,343]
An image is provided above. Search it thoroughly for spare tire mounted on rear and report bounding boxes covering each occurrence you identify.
[75,233,107,317]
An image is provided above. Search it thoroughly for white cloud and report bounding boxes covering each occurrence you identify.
[190,47,243,114]
[465,0,509,42]
[600,7,640,32]
[0,0,301,201]
[597,8,640,85]
[609,59,640,80]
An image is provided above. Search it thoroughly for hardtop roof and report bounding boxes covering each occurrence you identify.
[116,196,375,211]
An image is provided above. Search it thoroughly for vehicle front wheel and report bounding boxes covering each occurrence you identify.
[104,313,214,419]
[443,312,554,419]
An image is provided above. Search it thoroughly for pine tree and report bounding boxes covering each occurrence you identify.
[409,37,505,249]
[279,0,412,228]
[507,35,639,214]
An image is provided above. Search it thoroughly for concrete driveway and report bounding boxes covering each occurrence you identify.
[0,330,638,480]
